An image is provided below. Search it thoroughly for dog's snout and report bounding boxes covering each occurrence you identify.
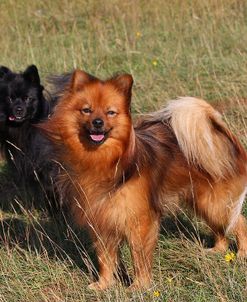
[16,106,23,113]
[92,118,104,128]
[13,102,26,118]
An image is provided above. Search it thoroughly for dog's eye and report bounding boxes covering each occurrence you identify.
[81,108,92,115]
[7,97,12,103]
[107,110,117,117]
[25,97,32,102]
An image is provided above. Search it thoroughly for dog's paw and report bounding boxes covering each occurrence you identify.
[127,279,151,292]
[88,279,115,291]
[205,247,222,254]
[88,281,106,291]
[205,245,227,254]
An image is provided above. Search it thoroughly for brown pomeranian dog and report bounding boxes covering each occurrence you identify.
[39,70,247,290]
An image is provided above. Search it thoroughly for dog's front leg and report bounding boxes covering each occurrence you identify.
[126,213,160,290]
[88,231,120,291]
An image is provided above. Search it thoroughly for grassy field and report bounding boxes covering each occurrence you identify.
[0,0,247,301]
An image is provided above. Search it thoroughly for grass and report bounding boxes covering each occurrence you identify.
[0,0,247,301]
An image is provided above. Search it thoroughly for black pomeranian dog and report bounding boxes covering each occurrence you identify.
[0,65,60,211]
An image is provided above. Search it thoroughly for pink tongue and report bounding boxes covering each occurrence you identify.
[90,134,104,142]
[9,116,15,121]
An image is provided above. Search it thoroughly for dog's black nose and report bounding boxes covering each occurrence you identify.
[92,118,104,128]
[16,107,23,113]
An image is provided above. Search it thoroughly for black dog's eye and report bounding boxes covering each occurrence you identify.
[7,97,12,103]
[25,96,33,102]
[81,108,92,115]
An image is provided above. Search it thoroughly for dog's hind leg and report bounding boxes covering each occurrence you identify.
[209,233,229,253]
[231,214,247,257]
[192,179,247,256]
[224,184,247,257]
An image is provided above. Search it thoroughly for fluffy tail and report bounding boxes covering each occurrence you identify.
[150,97,247,180]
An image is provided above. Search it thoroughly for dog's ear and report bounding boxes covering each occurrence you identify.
[0,66,11,78]
[111,74,133,104]
[70,69,97,91]
[23,65,41,85]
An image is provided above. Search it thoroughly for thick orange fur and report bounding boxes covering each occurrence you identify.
[39,70,247,290]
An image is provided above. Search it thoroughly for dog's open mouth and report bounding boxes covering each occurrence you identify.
[8,115,25,122]
[88,130,110,145]
[90,133,105,142]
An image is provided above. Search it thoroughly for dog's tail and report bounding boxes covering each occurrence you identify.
[150,97,247,180]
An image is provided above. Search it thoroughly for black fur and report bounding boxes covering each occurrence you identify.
[0,65,60,211]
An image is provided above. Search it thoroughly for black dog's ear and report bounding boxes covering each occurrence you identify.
[0,66,11,78]
[23,65,40,85]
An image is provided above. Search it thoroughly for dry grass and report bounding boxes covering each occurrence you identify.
[0,0,247,301]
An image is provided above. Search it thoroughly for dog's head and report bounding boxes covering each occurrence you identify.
[0,65,44,125]
[41,69,134,149]
[72,70,133,146]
